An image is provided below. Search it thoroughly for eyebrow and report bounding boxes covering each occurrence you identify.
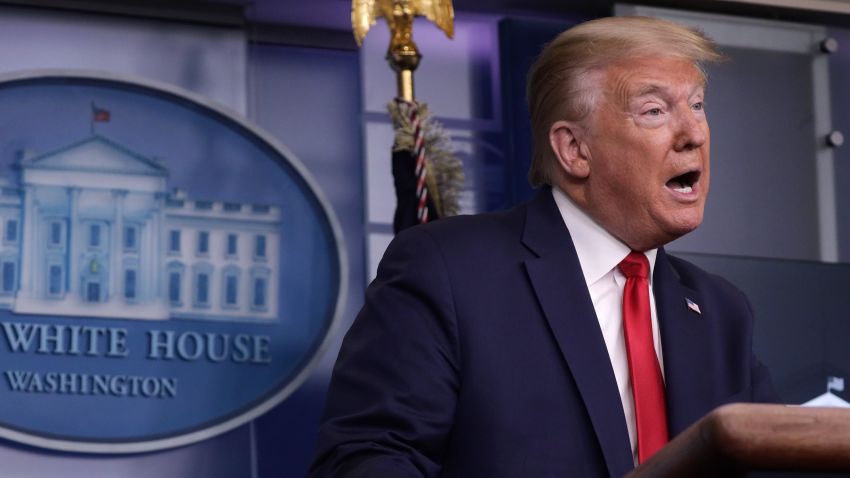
[630,82,706,100]
[632,84,665,98]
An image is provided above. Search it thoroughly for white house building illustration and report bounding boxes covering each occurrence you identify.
[0,135,280,322]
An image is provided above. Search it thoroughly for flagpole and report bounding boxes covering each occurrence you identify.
[352,0,458,231]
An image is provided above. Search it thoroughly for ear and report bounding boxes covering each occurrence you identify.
[549,120,590,179]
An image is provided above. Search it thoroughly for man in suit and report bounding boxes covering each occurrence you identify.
[310,16,777,477]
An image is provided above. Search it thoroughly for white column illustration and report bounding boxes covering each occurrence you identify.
[111,190,126,301]
[68,187,79,296]
[152,198,163,300]
[18,185,35,299]
[145,214,154,301]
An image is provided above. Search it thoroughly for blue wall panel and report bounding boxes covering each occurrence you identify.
[248,43,364,477]
[497,17,579,206]
[829,26,850,263]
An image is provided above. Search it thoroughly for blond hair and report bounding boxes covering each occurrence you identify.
[526,16,723,187]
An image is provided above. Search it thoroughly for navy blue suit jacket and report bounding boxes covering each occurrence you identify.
[310,189,776,478]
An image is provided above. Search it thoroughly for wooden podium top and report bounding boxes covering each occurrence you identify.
[629,403,850,477]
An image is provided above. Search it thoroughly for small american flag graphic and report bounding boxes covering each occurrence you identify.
[686,298,701,315]
[828,376,845,393]
[92,104,110,122]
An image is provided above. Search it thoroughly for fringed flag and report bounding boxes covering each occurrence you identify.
[388,99,463,234]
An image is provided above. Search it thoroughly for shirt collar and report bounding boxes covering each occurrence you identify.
[551,186,657,286]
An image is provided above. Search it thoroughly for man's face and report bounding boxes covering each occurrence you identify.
[579,56,710,251]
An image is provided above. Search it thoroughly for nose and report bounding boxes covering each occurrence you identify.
[673,108,708,152]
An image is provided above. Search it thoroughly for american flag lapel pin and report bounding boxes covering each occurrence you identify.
[685,298,701,315]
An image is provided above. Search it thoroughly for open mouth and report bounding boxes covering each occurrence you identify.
[666,170,700,194]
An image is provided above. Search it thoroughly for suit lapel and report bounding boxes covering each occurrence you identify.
[653,248,713,435]
[522,190,633,477]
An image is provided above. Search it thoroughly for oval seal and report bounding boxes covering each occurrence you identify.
[0,71,346,453]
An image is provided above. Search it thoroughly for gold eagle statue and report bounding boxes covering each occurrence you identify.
[352,0,454,100]
[352,0,454,47]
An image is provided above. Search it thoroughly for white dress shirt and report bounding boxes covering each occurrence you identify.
[551,187,665,464]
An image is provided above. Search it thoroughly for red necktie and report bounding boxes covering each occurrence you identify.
[619,251,668,463]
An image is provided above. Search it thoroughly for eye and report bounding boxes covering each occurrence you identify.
[691,101,704,112]
[644,107,663,116]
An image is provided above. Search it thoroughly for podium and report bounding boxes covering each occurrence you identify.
[629,404,850,477]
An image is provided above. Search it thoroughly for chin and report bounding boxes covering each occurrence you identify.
[658,212,704,241]
[665,219,702,239]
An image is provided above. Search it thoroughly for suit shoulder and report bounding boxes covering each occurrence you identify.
[380,204,531,280]
[396,203,527,250]
[666,254,747,301]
